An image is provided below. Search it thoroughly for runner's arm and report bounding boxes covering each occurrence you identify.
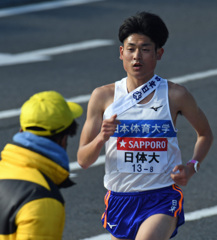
[77,87,119,169]
[171,85,213,185]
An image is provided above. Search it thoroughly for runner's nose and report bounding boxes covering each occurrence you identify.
[133,49,141,60]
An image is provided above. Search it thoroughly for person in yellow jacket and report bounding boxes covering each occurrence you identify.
[0,91,83,240]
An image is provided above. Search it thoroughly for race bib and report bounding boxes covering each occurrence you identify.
[117,137,168,173]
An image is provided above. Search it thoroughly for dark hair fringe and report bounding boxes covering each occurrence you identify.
[119,11,169,48]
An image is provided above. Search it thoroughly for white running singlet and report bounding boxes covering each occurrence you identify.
[103,76,182,192]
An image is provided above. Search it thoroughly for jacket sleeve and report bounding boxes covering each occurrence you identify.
[15,198,65,240]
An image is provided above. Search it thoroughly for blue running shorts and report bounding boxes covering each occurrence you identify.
[101,184,184,239]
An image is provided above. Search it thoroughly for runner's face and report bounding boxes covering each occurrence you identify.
[119,34,163,82]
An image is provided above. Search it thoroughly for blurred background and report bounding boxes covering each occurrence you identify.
[0,0,48,8]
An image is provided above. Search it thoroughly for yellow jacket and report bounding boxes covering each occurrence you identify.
[0,143,71,240]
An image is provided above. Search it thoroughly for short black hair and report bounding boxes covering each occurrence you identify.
[46,120,78,143]
[119,11,169,48]
[26,120,78,143]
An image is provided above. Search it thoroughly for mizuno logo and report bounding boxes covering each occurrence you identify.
[107,222,117,229]
[150,105,163,111]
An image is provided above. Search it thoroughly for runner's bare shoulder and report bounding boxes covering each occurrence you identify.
[90,83,115,112]
[168,80,196,120]
[168,80,188,98]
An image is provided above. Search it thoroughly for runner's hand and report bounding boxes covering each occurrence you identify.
[100,114,120,142]
[170,164,195,186]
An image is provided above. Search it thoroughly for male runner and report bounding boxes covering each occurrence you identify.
[77,12,213,240]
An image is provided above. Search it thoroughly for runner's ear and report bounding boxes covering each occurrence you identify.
[119,46,124,60]
[157,48,164,60]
